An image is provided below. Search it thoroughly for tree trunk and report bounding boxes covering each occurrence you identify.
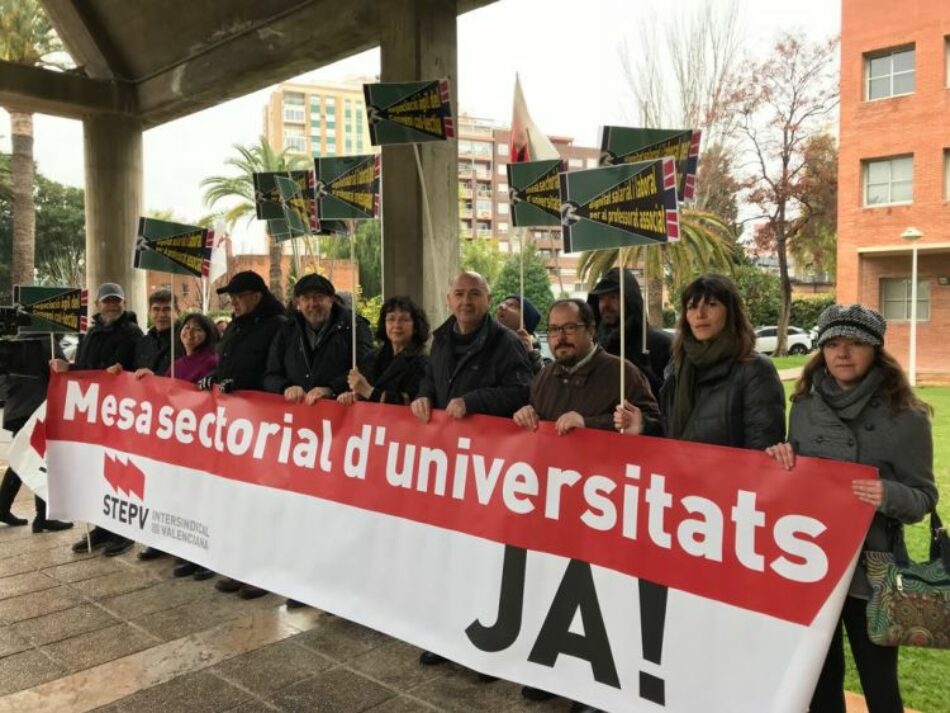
[647,275,664,326]
[775,231,793,357]
[268,232,284,301]
[10,111,35,288]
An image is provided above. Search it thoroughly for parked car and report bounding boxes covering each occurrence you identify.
[754,326,812,355]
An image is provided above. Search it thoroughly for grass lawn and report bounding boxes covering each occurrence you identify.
[780,382,950,712]
[770,353,812,371]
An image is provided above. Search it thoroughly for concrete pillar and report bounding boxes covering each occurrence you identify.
[83,115,146,322]
[380,0,459,325]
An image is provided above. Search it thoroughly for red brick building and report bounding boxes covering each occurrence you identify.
[839,0,950,381]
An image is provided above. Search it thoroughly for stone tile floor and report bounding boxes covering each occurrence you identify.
[0,479,579,713]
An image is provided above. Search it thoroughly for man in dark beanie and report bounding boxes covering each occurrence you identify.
[495,294,548,374]
[587,267,671,398]
[198,270,286,596]
[263,273,374,404]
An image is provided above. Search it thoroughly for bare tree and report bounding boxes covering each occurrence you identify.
[733,32,839,355]
[621,0,742,148]
[615,1,743,323]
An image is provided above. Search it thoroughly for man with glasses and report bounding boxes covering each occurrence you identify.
[513,298,661,436]
[511,298,662,709]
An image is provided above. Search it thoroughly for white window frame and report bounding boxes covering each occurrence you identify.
[862,156,913,207]
[879,278,930,322]
[865,46,915,101]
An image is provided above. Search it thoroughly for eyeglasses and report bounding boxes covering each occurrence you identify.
[547,322,586,337]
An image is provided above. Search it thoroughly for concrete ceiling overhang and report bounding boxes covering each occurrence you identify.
[0,0,493,128]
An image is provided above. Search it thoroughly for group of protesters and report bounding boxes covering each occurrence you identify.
[0,262,938,713]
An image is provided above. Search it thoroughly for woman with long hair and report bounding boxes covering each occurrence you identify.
[766,304,937,712]
[616,273,785,449]
[337,296,430,406]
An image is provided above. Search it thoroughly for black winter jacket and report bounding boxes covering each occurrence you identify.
[659,353,786,450]
[363,343,429,404]
[213,294,287,392]
[418,315,531,417]
[1,335,63,431]
[73,312,143,371]
[587,268,672,399]
[264,304,374,397]
[134,327,175,373]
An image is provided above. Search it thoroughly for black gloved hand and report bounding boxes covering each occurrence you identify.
[217,378,236,394]
[197,375,216,391]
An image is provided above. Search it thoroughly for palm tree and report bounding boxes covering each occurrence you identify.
[0,0,67,287]
[201,137,309,300]
[577,208,737,324]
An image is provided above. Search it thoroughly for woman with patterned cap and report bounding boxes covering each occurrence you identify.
[766,304,938,713]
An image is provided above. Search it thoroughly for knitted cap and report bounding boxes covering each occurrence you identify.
[816,304,886,348]
[503,295,541,334]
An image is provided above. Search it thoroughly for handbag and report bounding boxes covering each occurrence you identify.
[864,511,950,648]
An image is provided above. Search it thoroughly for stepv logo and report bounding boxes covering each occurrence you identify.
[102,453,150,529]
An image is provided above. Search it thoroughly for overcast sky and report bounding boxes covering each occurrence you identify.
[1,0,839,252]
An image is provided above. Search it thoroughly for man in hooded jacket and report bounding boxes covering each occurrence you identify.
[587,267,671,399]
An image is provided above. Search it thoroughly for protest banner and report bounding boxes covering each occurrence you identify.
[43,371,873,713]
[253,171,346,240]
[507,159,564,228]
[134,218,214,278]
[314,155,381,221]
[363,79,454,145]
[12,286,88,333]
[600,127,701,203]
[560,159,680,254]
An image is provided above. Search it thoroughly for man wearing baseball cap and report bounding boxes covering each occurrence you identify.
[51,281,144,557]
[199,271,287,597]
[200,270,287,394]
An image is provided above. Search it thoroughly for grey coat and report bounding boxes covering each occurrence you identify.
[789,386,938,598]
[659,353,786,450]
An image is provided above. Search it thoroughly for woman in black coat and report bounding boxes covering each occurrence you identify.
[617,273,786,449]
[338,296,430,406]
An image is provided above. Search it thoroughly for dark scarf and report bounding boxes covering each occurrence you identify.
[671,333,739,439]
[814,366,885,421]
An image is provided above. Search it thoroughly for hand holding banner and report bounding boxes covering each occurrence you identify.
[43,372,873,713]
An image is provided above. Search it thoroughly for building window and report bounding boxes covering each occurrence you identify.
[283,92,305,122]
[497,221,509,233]
[863,156,912,206]
[865,46,915,100]
[497,202,509,215]
[497,182,508,194]
[283,125,306,153]
[326,142,336,156]
[497,143,508,156]
[497,164,507,176]
[880,278,930,321]
[568,158,584,169]
[586,158,599,169]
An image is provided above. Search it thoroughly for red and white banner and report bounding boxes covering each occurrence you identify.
[41,372,875,712]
